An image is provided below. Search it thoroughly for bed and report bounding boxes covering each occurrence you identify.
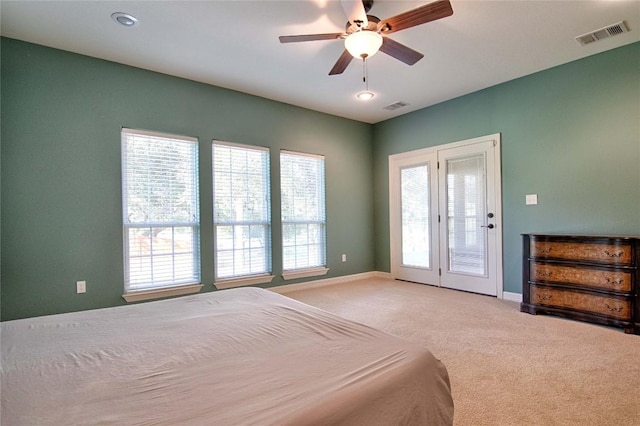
[1,287,453,425]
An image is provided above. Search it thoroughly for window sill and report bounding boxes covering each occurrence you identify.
[122,283,203,303]
[282,267,329,281]
[214,274,275,290]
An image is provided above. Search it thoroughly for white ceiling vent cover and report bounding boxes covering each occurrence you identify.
[576,21,630,46]
[384,101,410,111]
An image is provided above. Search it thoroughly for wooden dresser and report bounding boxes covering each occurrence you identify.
[521,234,640,335]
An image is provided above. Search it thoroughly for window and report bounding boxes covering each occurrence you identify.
[121,128,201,300]
[280,150,328,279]
[212,141,272,288]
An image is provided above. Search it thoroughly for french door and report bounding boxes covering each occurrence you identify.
[389,134,503,297]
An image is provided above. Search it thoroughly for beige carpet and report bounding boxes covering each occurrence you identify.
[278,277,640,425]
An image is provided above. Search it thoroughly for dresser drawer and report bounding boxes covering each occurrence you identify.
[530,262,632,292]
[531,240,632,265]
[530,284,631,321]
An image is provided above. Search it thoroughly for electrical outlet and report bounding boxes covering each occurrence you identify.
[525,194,538,205]
[76,280,86,294]
[341,254,347,262]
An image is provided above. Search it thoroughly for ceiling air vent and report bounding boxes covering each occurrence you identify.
[384,101,409,111]
[575,21,630,46]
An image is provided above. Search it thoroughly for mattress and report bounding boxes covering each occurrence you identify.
[1,287,453,425]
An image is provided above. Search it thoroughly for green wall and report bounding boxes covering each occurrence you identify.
[372,42,640,294]
[2,37,639,320]
[1,38,374,320]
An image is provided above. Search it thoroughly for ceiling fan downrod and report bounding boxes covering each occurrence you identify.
[362,56,369,87]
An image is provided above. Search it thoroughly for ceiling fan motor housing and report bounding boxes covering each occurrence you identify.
[346,15,380,34]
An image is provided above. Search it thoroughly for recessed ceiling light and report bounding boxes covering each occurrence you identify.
[356,91,375,101]
[111,12,138,27]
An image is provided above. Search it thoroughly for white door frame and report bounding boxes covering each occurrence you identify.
[389,133,504,299]
[389,151,440,285]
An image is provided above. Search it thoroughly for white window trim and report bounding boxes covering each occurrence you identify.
[122,128,201,295]
[122,128,198,143]
[282,267,329,281]
[280,149,325,159]
[122,283,203,303]
[212,140,273,281]
[214,274,275,290]
[213,139,270,152]
[280,150,327,273]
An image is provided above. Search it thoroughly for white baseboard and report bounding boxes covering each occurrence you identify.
[502,291,523,303]
[370,271,392,279]
[270,271,522,304]
[270,271,389,294]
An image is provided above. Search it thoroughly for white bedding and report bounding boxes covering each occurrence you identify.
[1,287,453,425]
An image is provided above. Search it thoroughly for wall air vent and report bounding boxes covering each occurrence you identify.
[384,101,409,111]
[575,21,630,46]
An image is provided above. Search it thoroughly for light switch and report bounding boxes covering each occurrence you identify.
[76,280,86,294]
[525,194,538,205]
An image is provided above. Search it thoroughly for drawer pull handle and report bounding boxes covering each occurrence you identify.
[605,277,624,285]
[605,304,623,313]
[538,270,553,278]
[539,294,552,301]
[603,250,624,258]
[538,247,552,255]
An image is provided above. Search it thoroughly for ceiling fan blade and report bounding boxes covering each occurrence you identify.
[329,50,354,75]
[279,33,344,43]
[379,37,424,65]
[378,0,453,35]
[341,0,368,27]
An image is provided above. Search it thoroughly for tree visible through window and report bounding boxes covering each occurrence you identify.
[121,128,200,292]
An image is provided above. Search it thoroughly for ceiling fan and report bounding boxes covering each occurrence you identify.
[279,0,454,75]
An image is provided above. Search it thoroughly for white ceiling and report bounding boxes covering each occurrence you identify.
[2,0,639,123]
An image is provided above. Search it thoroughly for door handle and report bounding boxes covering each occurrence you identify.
[481,224,495,229]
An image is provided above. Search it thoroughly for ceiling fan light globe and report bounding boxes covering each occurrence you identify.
[345,31,383,59]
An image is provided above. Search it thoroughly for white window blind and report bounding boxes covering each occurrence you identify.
[446,154,486,275]
[212,141,271,279]
[121,128,200,292]
[280,150,326,271]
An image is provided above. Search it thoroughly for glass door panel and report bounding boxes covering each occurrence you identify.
[401,164,431,269]
[445,154,487,276]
